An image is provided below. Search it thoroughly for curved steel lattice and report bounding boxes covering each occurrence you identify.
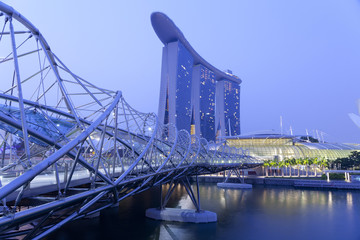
[0,2,261,239]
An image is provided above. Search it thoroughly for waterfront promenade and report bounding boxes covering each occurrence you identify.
[197,175,360,190]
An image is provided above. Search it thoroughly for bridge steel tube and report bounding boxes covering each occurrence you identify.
[0,2,40,36]
[0,93,152,159]
[0,91,122,201]
[0,107,115,190]
[8,17,32,166]
[113,113,160,185]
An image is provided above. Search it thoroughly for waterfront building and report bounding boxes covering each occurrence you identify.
[192,65,216,141]
[223,133,360,161]
[152,12,241,141]
[216,77,240,137]
[157,40,193,133]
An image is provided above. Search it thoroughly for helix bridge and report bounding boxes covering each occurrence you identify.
[0,2,261,239]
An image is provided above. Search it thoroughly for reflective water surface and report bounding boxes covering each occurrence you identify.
[50,184,360,240]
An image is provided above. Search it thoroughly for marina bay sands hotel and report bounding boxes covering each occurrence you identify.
[152,12,241,141]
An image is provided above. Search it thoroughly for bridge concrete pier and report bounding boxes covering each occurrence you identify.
[147,176,217,223]
[146,208,217,223]
[217,169,252,189]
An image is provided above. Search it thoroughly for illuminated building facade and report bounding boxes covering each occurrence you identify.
[215,78,241,138]
[157,41,193,133]
[223,79,240,136]
[192,65,216,141]
[152,12,242,141]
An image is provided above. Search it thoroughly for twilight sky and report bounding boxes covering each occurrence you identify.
[3,0,360,143]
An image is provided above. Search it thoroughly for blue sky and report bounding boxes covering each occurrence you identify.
[3,0,360,143]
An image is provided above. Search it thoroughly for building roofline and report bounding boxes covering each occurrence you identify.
[151,12,241,84]
[222,134,296,140]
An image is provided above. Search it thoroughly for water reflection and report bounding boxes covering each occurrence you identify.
[50,184,360,240]
[347,192,353,210]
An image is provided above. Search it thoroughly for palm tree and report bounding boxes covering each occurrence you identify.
[319,157,328,174]
[301,158,308,177]
[263,160,270,177]
[279,160,286,177]
[276,160,281,176]
[285,159,291,177]
[312,157,319,177]
[307,158,314,177]
[303,157,314,177]
[290,158,296,177]
[270,160,278,177]
[284,159,289,176]
[296,158,303,177]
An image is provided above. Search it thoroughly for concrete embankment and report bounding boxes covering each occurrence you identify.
[146,208,217,223]
[197,176,360,190]
[217,182,252,189]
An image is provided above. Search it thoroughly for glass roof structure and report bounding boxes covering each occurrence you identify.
[223,134,360,161]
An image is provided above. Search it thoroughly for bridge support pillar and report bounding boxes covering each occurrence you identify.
[217,169,252,189]
[146,176,217,223]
